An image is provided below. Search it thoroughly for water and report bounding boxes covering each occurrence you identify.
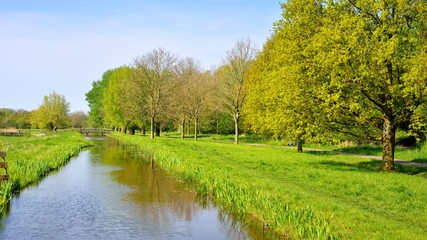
[0,137,266,240]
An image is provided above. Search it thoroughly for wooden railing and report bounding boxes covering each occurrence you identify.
[77,128,112,136]
[0,130,25,136]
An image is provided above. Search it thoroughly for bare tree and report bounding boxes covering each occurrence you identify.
[187,72,215,141]
[133,48,177,139]
[170,57,201,139]
[220,38,257,144]
[69,111,88,128]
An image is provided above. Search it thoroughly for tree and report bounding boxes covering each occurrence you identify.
[30,91,70,130]
[133,48,178,139]
[263,0,427,169]
[308,0,427,171]
[187,72,215,141]
[170,57,199,139]
[170,58,215,140]
[245,1,327,152]
[86,70,113,128]
[0,108,31,129]
[69,111,88,128]
[102,66,137,132]
[219,38,257,144]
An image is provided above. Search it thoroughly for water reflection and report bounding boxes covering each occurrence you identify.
[0,137,270,240]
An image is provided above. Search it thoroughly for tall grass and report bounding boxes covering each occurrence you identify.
[112,132,427,239]
[0,132,92,211]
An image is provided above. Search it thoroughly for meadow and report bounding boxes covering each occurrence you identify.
[0,132,92,211]
[198,133,427,164]
[112,132,427,239]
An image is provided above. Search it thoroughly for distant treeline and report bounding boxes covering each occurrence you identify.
[0,107,89,130]
[0,108,31,129]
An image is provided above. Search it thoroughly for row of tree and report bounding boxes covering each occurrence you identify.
[0,108,31,129]
[86,0,427,171]
[86,39,256,142]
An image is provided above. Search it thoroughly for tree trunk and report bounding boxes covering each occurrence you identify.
[155,122,161,137]
[234,115,239,144]
[129,126,135,135]
[141,125,146,135]
[216,116,219,135]
[382,117,396,171]
[297,137,303,153]
[181,118,185,140]
[194,118,198,141]
[150,117,155,139]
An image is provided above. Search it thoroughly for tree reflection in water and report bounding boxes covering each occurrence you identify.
[99,138,276,240]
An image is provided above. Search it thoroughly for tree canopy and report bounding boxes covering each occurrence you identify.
[30,91,70,130]
[85,70,113,128]
[245,0,427,170]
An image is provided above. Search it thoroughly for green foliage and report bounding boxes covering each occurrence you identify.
[113,132,427,239]
[102,66,135,129]
[30,91,70,130]
[244,1,330,151]
[312,0,427,170]
[202,112,235,134]
[0,108,31,129]
[245,0,427,167]
[0,132,91,211]
[85,69,113,128]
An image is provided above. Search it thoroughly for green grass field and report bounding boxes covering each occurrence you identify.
[305,143,427,164]
[0,132,92,211]
[186,133,427,163]
[112,132,427,239]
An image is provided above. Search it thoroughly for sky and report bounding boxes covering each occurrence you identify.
[0,0,282,113]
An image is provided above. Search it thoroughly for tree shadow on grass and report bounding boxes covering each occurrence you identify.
[410,158,427,164]
[334,145,382,156]
[315,159,382,172]
[306,151,427,177]
[305,150,337,156]
[395,164,427,177]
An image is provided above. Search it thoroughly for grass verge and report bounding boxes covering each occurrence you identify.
[0,132,92,211]
[112,132,427,239]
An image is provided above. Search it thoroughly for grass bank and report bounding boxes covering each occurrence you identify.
[0,132,92,211]
[112,132,427,239]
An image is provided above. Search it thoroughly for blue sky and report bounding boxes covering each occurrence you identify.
[0,0,282,112]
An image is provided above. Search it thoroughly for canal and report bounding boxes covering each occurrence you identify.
[0,137,267,239]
